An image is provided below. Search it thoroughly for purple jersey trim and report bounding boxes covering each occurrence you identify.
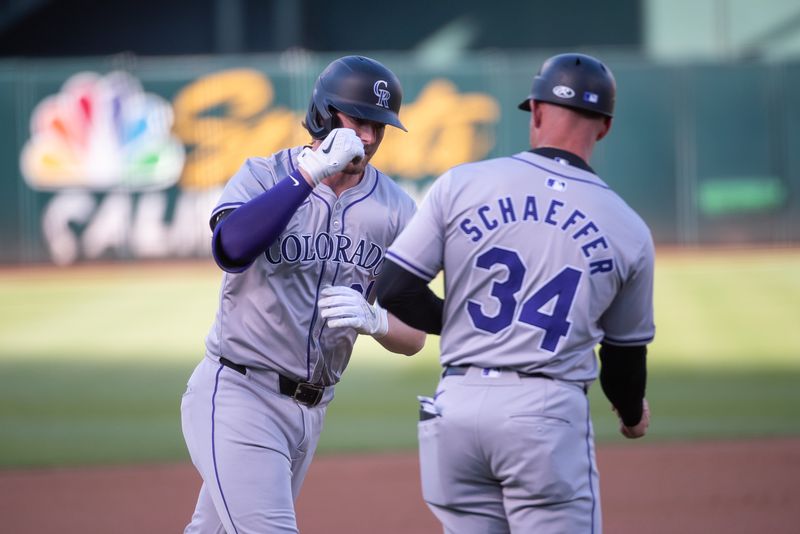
[603,334,654,346]
[385,250,437,281]
[305,191,332,382]
[211,201,245,221]
[509,155,610,190]
[286,149,297,172]
[212,364,240,534]
[342,172,380,219]
[583,393,598,534]
[286,146,329,382]
[318,172,381,343]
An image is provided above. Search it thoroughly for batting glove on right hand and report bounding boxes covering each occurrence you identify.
[297,128,365,185]
[318,286,389,338]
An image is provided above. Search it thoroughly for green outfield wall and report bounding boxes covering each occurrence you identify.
[1,53,798,265]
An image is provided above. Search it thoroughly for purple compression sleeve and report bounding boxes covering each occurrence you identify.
[212,170,313,272]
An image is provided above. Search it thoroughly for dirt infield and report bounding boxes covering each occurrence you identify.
[2,437,798,533]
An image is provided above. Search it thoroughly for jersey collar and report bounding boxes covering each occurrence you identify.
[529,147,595,174]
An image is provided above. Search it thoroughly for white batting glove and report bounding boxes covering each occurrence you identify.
[297,128,365,185]
[318,286,388,338]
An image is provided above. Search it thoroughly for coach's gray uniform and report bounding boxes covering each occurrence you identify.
[386,151,655,533]
[181,146,416,533]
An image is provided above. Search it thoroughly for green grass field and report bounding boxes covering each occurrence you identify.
[1,249,799,468]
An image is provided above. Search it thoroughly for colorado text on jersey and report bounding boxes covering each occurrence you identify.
[265,231,386,273]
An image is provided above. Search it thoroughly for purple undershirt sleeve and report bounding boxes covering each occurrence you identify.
[212,170,313,272]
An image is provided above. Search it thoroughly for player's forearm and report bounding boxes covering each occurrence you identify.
[375,313,426,355]
[213,171,312,271]
[598,342,647,426]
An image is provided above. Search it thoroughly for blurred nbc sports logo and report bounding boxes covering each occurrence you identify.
[20,71,185,191]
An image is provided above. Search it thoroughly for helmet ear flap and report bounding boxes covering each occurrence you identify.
[304,94,333,139]
[303,91,347,139]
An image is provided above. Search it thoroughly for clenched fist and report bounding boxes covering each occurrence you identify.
[297,128,365,185]
[615,398,650,439]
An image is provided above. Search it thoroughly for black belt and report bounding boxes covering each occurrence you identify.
[443,365,553,380]
[219,357,325,407]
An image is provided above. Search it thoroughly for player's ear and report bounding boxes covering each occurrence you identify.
[331,110,343,130]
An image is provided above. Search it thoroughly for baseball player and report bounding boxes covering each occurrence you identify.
[377,53,654,533]
[180,55,425,533]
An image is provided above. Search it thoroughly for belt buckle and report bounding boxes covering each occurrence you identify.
[293,382,324,407]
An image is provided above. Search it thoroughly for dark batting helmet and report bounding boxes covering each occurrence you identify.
[303,55,407,139]
[518,53,616,118]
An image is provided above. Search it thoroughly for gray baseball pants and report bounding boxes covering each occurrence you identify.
[418,367,601,534]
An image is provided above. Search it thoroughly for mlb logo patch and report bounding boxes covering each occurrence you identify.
[546,177,567,191]
[583,91,599,104]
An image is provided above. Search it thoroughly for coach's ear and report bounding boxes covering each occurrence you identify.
[531,100,543,129]
[596,116,612,141]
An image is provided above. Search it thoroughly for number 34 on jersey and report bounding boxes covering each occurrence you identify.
[467,246,583,353]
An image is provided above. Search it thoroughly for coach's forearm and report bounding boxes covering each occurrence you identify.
[599,343,647,426]
[375,314,426,355]
[376,260,444,334]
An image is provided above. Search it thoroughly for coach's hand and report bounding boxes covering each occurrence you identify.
[297,128,365,185]
[615,398,650,439]
[318,286,388,338]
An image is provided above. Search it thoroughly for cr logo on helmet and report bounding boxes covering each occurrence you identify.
[373,80,391,108]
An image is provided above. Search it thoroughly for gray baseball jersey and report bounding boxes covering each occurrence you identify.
[182,146,417,533]
[387,150,655,533]
[206,146,417,385]
[387,150,655,383]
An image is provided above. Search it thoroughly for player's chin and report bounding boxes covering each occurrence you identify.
[343,159,369,175]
